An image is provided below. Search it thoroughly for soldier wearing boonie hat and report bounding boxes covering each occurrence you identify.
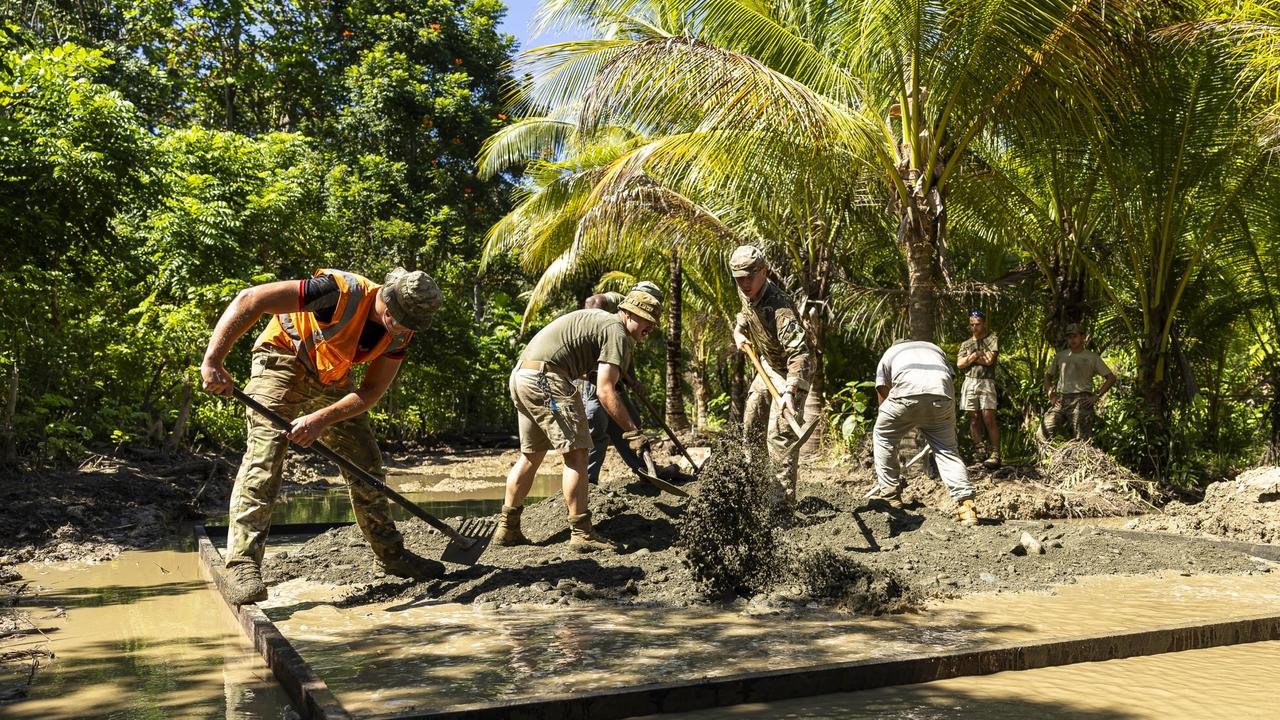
[1039,322,1118,442]
[728,244,813,508]
[578,282,681,486]
[198,267,446,606]
[500,282,663,553]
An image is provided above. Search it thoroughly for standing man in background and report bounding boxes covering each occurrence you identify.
[1039,323,1117,442]
[729,245,812,509]
[200,268,445,605]
[957,310,1001,469]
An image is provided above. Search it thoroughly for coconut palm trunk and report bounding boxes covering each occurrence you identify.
[665,250,691,432]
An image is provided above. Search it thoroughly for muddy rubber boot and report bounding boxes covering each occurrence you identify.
[567,511,619,553]
[867,483,903,509]
[497,504,531,547]
[377,547,445,581]
[956,498,979,527]
[224,561,267,605]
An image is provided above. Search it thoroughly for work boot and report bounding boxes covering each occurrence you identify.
[956,498,979,527]
[377,548,445,581]
[497,504,531,547]
[982,451,1002,470]
[866,482,903,509]
[567,511,620,553]
[224,561,267,605]
[971,442,988,466]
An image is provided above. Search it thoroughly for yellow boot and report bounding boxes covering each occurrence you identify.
[956,498,979,527]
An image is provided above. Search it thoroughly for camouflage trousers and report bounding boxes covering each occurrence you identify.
[743,374,808,504]
[225,348,403,568]
[1038,392,1097,442]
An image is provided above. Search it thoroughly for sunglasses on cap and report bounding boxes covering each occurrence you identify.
[969,310,985,319]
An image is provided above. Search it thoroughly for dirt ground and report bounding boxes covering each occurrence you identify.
[1125,465,1280,545]
[264,438,1273,615]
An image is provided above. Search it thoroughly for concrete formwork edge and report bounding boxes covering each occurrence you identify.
[381,612,1280,720]
[195,526,352,720]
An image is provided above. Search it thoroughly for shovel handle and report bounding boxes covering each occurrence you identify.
[230,388,474,548]
[625,375,701,472]
[740,342,805,437]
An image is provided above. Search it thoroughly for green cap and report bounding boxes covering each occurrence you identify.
[729,245,767,277]
[380,268,442,331]
[1064,323,1084,336]
[630,280,664,303]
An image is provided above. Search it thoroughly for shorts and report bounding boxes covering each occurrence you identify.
[959,378,997,411]
[509,369,592,454]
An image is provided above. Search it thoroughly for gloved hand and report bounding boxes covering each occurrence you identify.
[622,429,651,455]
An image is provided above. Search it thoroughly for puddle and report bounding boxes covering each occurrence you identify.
[4,544,292,720]
[655,640,1280,719]
[262,570,1280,716]
[268,474,561,525]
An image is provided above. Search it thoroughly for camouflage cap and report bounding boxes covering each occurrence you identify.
[728,245,767,277]
[619,289,662,325]
[629,280,664,303]
[1064,323,1084,336]
[380,268,442,331]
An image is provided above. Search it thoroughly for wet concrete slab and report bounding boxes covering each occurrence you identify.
[195,524,1280,720]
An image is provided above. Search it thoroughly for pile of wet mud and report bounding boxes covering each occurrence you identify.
[263,442,1269,613]
[904,441,1161,520]
[1125,466,1280,545]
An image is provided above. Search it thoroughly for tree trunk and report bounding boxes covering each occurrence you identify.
[1137,312,1172,478]
[690,357,708,431]
[665,251,691,432]
[165,378,194,456]
[3,362,18,466]
[802,311,825,454]
[897,186,944,342]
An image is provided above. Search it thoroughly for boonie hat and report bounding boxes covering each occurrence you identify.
[630,280,664,303]
[728,245,767,277]
[380,268,443,331]
[619,289,662,325]
[1064,322,1084,336]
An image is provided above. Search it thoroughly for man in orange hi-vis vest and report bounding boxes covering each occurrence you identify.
[200,268,443,605]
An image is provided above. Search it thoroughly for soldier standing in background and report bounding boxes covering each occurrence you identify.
[957,310,1001,469]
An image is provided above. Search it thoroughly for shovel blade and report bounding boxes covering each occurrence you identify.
[635,470,690,498]
[440,517,496,566]
[792,417,819,447]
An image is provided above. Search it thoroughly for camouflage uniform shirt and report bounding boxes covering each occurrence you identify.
[736,281,812,391]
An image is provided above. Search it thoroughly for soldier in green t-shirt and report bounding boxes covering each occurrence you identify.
[1038,323,1117,442]
[957,310,1001,468]
[499,289,662,553]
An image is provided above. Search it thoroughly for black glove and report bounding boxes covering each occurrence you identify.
[622,429,651,455]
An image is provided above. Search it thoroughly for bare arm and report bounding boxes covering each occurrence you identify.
[876,384,890,405]
[285,355,403,447]
[597,363,639,432]
[200,280,303,394]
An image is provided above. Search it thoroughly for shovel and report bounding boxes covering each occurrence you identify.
[741,342,819,446]
[863,445,932,498]
[635,446,690,497]
[625,374,702,474]
[230,388,489,564]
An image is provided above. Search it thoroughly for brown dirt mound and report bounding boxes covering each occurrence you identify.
[902,441,1160,520]
[263,448,1269,613]
[1125,466,1280,545]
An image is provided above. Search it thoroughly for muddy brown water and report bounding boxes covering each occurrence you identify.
[267,473,559,525]
[6,543,292,719]
[651,640,1280,719]
[261,571,1280,717]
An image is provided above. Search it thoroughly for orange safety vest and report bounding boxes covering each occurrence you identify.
[256,269,413,385]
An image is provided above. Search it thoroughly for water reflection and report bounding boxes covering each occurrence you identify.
[264,571,1280,716]
[6,549,292,720]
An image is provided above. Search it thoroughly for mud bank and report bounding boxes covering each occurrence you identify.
[1126,465,1280,544]
[265,440,1270,614]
